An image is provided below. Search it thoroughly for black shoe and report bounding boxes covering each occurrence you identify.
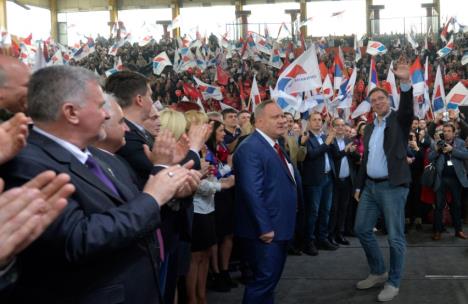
[211,272,231,292]
[303,241,319,256]
[328,237,340,247]
[318,239,338,251]
[335,235,350,245]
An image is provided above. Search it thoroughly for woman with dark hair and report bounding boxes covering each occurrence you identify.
[186,119,235,303]
[205,120,238,292]
[353,121,367,160]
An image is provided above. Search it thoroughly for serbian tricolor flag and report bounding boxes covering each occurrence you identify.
[410,58,425,97]
[152,51,172,75]
[446,82,468,110]
[366,40,387,56]
[367,57,379,96]
[193,76,223,101]
[333,52,346,91]
[432,65,446,113]
[248,75,261,112]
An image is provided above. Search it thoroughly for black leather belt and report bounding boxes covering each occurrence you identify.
[367,176,389,183]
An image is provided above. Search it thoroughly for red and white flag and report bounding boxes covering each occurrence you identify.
[249,75,261,112]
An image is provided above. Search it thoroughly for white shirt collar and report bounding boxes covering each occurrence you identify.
[33,126,90,164]
[256,129,277,148]
[374,110,392,126]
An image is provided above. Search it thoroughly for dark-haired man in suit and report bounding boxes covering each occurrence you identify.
[329,118,360,246]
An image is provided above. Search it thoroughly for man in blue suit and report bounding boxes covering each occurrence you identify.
[234,100,300,304]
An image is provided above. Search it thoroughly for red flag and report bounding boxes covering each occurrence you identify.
[319,62,328,81]
[216,65,229,86]
[22,33,32,45]
[183,82,202,100]
[11,39,20,57]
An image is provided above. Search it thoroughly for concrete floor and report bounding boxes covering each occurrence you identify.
[207,225,468,304]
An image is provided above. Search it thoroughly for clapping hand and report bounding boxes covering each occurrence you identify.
[0,113,29,165]
[0,171,74,267]
[144,129,177,166]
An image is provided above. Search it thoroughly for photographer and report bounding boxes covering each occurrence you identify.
[429,123,468,241]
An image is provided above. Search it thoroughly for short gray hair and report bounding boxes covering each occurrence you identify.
[254,100,275,119]
[102,92,117,114]
[28,65,99,121]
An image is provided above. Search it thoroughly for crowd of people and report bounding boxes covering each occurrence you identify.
[62,30,468,113]
[0,25,467,304]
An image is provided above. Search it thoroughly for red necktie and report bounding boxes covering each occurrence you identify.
[274,143,291,175]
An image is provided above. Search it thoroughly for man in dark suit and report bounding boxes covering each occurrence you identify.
[330,118,360,246]
[104,71,159,189]
[234,100,301,304]
[104,71,206,304]
[353,59,413,302]
[0,65,198,304]
[0,56,74,292]
[429,123,468,240]
[301,112,337,255]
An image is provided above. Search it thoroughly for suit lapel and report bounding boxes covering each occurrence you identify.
[29,131,125,204]
[125,118,153,147]
[91,151,135,202]
[253,131,295,184]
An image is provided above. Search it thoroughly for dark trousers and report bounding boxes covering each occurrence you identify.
[435,176,463,233]
[241,238,288,304]
[303,173,333,241]
[329,177,352,238]
[405,175,423,221]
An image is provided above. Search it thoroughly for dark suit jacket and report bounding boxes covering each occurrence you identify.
[301,132,336,186]
[331,137,360,187]
[429,137,468,190]
[117,119,154,189]
[356,88,414,189]
[117,119,200,251]
[234,130,301,241]
[90,147,140,194]
[0,130,162,304]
